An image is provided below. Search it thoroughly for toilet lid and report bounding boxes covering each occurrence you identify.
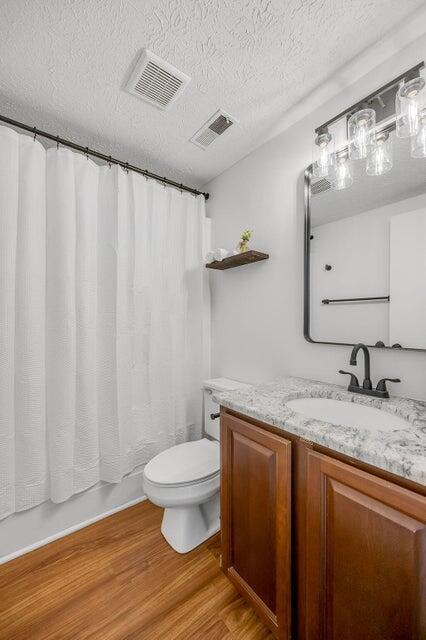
[144,439,220,485]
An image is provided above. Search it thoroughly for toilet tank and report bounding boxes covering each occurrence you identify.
[203,378,250,441]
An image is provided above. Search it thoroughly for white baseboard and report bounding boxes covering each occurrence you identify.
[0,495,147,566]
[0,465,148,565]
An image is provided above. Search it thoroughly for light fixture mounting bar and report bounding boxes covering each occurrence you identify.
[315,61,425,134]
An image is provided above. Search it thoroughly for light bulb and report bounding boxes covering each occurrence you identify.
[348,108,376,159]
[411,108,426,158]
[366,130,393,175]
[330,150,353,190]
[396,77,425,138]
[312,129,333,177]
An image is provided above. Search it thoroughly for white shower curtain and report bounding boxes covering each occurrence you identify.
[0,125,207,520]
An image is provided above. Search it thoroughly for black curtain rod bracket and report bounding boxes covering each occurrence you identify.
[0,113,209,200]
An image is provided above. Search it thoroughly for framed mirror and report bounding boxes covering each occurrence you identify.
[304,128,426,352]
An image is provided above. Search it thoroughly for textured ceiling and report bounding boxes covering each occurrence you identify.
[0,0,424,188]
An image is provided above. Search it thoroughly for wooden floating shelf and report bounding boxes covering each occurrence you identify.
[206,250,269,270]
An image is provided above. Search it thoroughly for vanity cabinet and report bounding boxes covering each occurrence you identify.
[220,412,292,640]
[303,450,426,640]
[220,410,426,640]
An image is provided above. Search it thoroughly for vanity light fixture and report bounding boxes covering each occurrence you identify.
[330,150,353,190]
[411,107,426,158]
[396,76,425,138]
[312,127,333,177]
[348,107,375,159]
[366,130,393,175]
[311,62,425,190]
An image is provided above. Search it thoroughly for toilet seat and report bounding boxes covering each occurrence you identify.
[143,470,220,508]
[145,470,219,489]
[143,438,220,487]
[143,445,220,512]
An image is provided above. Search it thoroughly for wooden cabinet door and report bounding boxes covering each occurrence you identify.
[220,412,292,639]
[304,450,426,640]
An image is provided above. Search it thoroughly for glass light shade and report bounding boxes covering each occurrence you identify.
[396,77,425,138]
[366,130,393,175]
[411,108,426,158]
[312,130,333,177]
[330,150,353,190]
[348,108,376,159]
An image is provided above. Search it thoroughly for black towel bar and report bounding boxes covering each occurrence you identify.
[322,296,390,305]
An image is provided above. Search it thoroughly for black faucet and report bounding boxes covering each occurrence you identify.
[339,343,401,399]
[350,343,372,390]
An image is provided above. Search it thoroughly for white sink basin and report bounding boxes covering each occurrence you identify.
[286,398,411,432]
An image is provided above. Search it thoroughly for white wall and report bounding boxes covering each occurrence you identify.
[206,34,426,402]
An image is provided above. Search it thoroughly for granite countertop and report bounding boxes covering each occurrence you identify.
[213,376,426,486]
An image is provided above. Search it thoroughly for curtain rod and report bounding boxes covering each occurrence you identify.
[0,113,209,200]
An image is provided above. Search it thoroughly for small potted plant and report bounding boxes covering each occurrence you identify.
[238,229,253,253]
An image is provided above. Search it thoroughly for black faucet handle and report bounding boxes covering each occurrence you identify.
[376,378,401,393]
[339,370,360,388]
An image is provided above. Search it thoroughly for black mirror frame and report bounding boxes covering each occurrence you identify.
[303,164,425,353]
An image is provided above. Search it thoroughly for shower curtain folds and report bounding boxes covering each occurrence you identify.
[0,124,206,520]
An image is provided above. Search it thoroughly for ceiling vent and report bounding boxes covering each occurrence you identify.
[126,49,191,110]
[311,177,332,195]
[190,110,236,149]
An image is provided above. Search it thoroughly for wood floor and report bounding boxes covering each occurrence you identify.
[0,501,273,640]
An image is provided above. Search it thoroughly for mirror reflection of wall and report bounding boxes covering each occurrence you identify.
[390,208,426,349]
[309,132,426,350]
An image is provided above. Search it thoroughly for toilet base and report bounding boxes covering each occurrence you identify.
[161,493,220,554]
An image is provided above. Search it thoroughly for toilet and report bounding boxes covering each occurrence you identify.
[143,378,249,553]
